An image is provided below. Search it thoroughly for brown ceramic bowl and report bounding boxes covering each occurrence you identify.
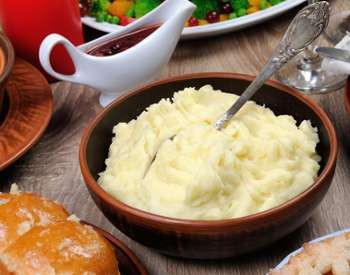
[80,73,338,259]
[345,77,350,115]
[0,32,15,116]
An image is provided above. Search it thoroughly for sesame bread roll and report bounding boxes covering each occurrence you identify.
[0,220,119,275]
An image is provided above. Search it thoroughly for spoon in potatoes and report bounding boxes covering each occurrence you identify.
[145,1,330,175]
[214,1,330,129]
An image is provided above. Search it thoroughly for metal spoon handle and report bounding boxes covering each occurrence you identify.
[316,47,350,63]
[214,1,330,130]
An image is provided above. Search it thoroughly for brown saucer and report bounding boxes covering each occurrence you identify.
[0,58,53,170]
[91,225,148,275]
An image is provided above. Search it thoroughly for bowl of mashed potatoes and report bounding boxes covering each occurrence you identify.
[80,73,337,259]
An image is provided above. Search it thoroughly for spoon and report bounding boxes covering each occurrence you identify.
[316,46,350,63]
[145,1,330,175]
[214,1,330,130]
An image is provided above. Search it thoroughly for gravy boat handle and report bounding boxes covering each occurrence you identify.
[39,34,83,83]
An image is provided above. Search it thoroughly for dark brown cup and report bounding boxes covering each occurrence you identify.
[80,73,338,259]
[0,32,14,116]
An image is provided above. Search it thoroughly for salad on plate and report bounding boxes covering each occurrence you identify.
[80,0,287,27]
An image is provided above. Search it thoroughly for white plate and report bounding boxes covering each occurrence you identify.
[271,228,350,273]
[82,0,306,40]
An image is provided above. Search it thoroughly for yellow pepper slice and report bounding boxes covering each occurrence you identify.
[219,14,229,21]
[108,0,133,17]
[198,19,209,26]
[249,0,260,6]
[247,6,260,14]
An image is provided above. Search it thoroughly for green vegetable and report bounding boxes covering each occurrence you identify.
[111,16,120,24]
[126,3,136,18]
[89,0,111,16]
[191,0,220,19]
[103,13,109,21]
[134,0,161,19]
[268,0,283,5]
[229,12,237,19]
[237,8,246,17]
[229,0,249,12]
[106,14,113,22]
[259,0,269,10]
[96,11,107,22]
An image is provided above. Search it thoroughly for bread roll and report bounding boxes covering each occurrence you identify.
[0,192,68,251]
[0,191,120,274]
[0,261,10,275]
[0,220,119,275]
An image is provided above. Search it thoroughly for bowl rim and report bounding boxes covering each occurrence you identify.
[79,72,338,229]
[0,32,15,84]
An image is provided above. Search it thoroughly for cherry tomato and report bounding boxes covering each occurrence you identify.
[119,15,135,26]
[188,17,199,27]
[206,11,220,23]
[220,2,232,14]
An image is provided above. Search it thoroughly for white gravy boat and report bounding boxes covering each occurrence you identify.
[39,0,195,106]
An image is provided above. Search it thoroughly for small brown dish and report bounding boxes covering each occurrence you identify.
[345,77,350,115]
[80,73,338,259]
[0,32,14,115]
[88,223,148,275]
[0,58,53,170]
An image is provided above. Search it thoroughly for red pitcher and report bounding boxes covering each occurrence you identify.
[0,0,84,80]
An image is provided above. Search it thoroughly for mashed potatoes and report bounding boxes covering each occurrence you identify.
[98,85,321,220]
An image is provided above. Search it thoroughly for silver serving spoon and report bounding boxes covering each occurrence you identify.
[145,1,330,175]
[214,1,330,130]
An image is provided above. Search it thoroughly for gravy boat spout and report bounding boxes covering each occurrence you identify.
[39,0,196,106]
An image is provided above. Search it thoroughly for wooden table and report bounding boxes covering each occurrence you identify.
[2,1,350,274]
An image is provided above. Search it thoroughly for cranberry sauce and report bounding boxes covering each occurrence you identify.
[87,24,161,57]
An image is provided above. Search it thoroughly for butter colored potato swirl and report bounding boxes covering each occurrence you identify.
[98,85,321,220]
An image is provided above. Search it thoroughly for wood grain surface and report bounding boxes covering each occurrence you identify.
[1,1,350,274]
